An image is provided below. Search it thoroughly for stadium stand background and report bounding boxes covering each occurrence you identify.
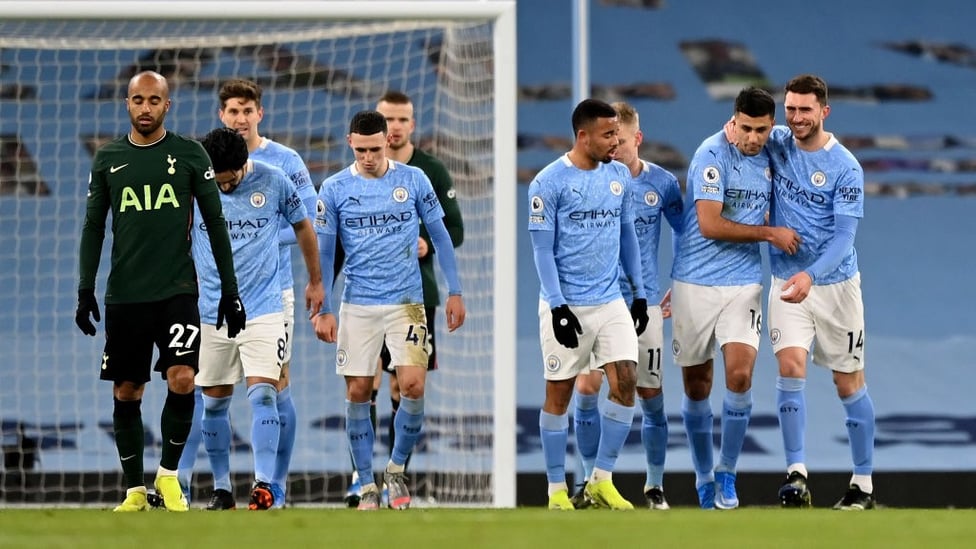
[1,0,974,507]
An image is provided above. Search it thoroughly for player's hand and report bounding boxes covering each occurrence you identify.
[445,294,466,332]
[767,226,802,255]
[305,281,325,319]
[659,288,672,319]
[217,294,246,338]
[551,305,583,349]
[313,312,337,343]
[630,298,649,336]
[75,289,100,336]
[780,272,813,304]
[417,236,429,258]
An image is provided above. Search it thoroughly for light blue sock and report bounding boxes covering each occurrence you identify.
[594,399,635,473]
[842,386,875,476]
[639,394,667,488]
[346,400,375,486]
[539,411,569,484]
[177,386,203,499]
[717,389,752,473]
[391,395,424,466]
[573,391,600,481]
[202,394,233,492]
[776,376,807,467]
[247,383,280,485]
[273,386,297,495]
[681,395,714,487]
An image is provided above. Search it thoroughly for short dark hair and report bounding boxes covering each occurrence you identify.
[571,98,618,135]
[785,74,829,106]
[218,78,262,109]
[349,110,387,135]
[377,90,412,105]
[734,86,776,118]
[201,127,248,173]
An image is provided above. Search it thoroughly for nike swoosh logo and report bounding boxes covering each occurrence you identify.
[120,454,137,461]
[174,349,194,356]
[109,164,129,173]
[168,440,186,447]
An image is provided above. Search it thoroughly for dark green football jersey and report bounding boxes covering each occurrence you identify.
[409,147,464,307]
[79,131,238,304]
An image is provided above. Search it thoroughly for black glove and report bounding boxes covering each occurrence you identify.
[631,298,649,336]
[217,294,246,338]
[551,304,583,349]
[75,289,100,336]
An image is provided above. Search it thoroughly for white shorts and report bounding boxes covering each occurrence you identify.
[196,312,285,387]
[636,306,666,389]
[671,280,762,367]
[539,298,638,381]
[336,302,428,377]
[768,274,865,373]
[282,288,294,365]
[587,305,665,389]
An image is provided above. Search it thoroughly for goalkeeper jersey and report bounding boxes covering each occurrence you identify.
[79,131,238,304]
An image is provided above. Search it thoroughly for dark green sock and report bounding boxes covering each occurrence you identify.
[113,398,145,489]
[159,390,194,471]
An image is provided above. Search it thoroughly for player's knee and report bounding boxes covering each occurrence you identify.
[166,366,196,394]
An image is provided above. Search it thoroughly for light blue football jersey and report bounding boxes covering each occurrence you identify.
[314,159,444,305]
[527,155,634,306]
[249,137,315,292]
[766,126,863,284]
[192,160,307,323]
[671,130,772,286]
[620,160,684,304]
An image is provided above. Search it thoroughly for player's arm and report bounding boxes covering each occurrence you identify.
[697,199,799,254]
[293,218,323,316]
[278,166,317,246]
[619,219,646,301]
[196,190,239,296]
[312,216,338,343]
[780,214,858,304]
[427,217,466,331]
[430,161,464,248]
[76,168,110,335]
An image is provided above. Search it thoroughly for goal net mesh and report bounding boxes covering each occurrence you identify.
[0,16,497,506]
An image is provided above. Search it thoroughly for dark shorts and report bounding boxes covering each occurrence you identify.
[100,294,201,384]
[381,305,437,373]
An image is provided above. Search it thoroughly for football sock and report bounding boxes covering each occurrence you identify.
[113,398,145,489]
[717,388,752,473]
[159,389,195,471]
[247,383,280,484]
[594,399,634,473]
[573,391,600,480]
[639,394,667,488]
[539,410,569,484]
[681,395,714,487]
[202,394,233,492]
[391,395,424,467]
[177,387,204,497]
[776,376,807,467]
[842,386,875,476]
[273,386,297,494]
[346,400,375,486]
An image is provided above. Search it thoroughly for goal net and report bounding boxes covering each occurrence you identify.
[0,1,515,508]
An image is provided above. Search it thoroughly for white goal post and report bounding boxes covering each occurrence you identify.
[0,1,516,508]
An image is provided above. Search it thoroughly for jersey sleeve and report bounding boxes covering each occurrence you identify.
[417,172,446,227]
[689,144,727,204]
[527,175,557,232]
[313,181,338,237]
[425,157,464,248]
[190,143,238,296]
[833,159,865,219]
[662,172,685,233]
[78,162,110,291]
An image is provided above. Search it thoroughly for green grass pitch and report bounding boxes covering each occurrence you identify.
[0,507,972,548]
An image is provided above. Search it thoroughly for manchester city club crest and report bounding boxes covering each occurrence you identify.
[644,191,659,206]
[545,354,561,372]
[393,187,409,202]
[609,180,623,196]
[250,191,266,208]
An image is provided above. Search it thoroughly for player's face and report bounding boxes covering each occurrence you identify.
[581,116,620,164]
[612,122,642,166]
[348,131,389,178]
[126,75,170,138]
[732,111,774,156]
[219,98,264,146]
[376,100,416,151]
[784,91,829,143]
[214,168,243,194]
